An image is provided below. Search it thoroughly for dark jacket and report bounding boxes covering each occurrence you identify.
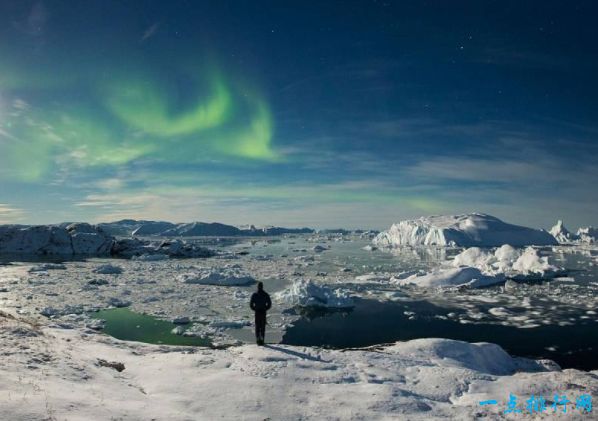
[250,290,272,312]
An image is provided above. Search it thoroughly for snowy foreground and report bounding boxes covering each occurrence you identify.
[2,310,597,420]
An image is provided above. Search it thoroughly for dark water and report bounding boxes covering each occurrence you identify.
[91,308,210,347]
[281,298,598,370]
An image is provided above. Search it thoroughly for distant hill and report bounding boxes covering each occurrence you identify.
[96,220,314,237]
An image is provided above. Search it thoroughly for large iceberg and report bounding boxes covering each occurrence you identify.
[374,213,557,247]
[0,223,113,255]
[0,224,214,258]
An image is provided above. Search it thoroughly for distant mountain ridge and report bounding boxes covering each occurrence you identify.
[96,220,314,237]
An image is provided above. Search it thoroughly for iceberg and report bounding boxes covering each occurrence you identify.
[577,226,598,244]
[396,267,505,288]
[374,213,557,247]
[549,220,576,243]
[178,268,256,286]
[399,245,564,288]
[275,280,355,309]
[0,223,113,255]
[548,219,597,244]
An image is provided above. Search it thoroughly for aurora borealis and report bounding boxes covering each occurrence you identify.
[1,1,597,228]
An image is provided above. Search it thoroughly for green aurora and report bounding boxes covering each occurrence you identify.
[0,57,278,182]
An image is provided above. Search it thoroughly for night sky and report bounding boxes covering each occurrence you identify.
[1,0,597,229]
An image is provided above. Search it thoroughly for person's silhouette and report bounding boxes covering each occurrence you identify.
[249,281,271,345]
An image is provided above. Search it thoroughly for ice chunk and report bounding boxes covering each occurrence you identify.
[396,267,505,288]
[577,226,598,244]
[510,247,563,280]
[275,280,354,308]
[312,245,328,253]
[549,220,577,243]
[93,264,123,275]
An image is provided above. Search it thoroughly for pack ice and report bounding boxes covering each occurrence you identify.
[374,213,557,247]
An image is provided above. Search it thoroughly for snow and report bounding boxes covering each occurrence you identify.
[178,267,256,286]
[374,213,558,247]
[2,312,597,420]
[131,221,176,236]
[275,280,355,308]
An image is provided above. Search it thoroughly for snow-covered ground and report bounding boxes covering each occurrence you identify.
[2,310,597,420]
[2,230,598,419]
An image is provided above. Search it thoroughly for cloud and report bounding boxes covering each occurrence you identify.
[141,23,160,42]
[0,203,24,223]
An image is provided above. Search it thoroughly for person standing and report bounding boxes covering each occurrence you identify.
[249,282,271,345]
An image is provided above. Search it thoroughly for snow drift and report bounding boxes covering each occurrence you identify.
[374,213,557,247]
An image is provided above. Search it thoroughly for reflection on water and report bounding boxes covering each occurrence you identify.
[91,308,210,346]
[282,298,598,370]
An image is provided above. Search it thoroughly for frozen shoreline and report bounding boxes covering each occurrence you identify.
[2,310,597,420]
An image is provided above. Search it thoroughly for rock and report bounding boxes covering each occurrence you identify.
[97,359,125,372]
[88,279,109,286]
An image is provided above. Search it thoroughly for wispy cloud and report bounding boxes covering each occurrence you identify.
[0,203,24,223]
[140,23,160,42]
